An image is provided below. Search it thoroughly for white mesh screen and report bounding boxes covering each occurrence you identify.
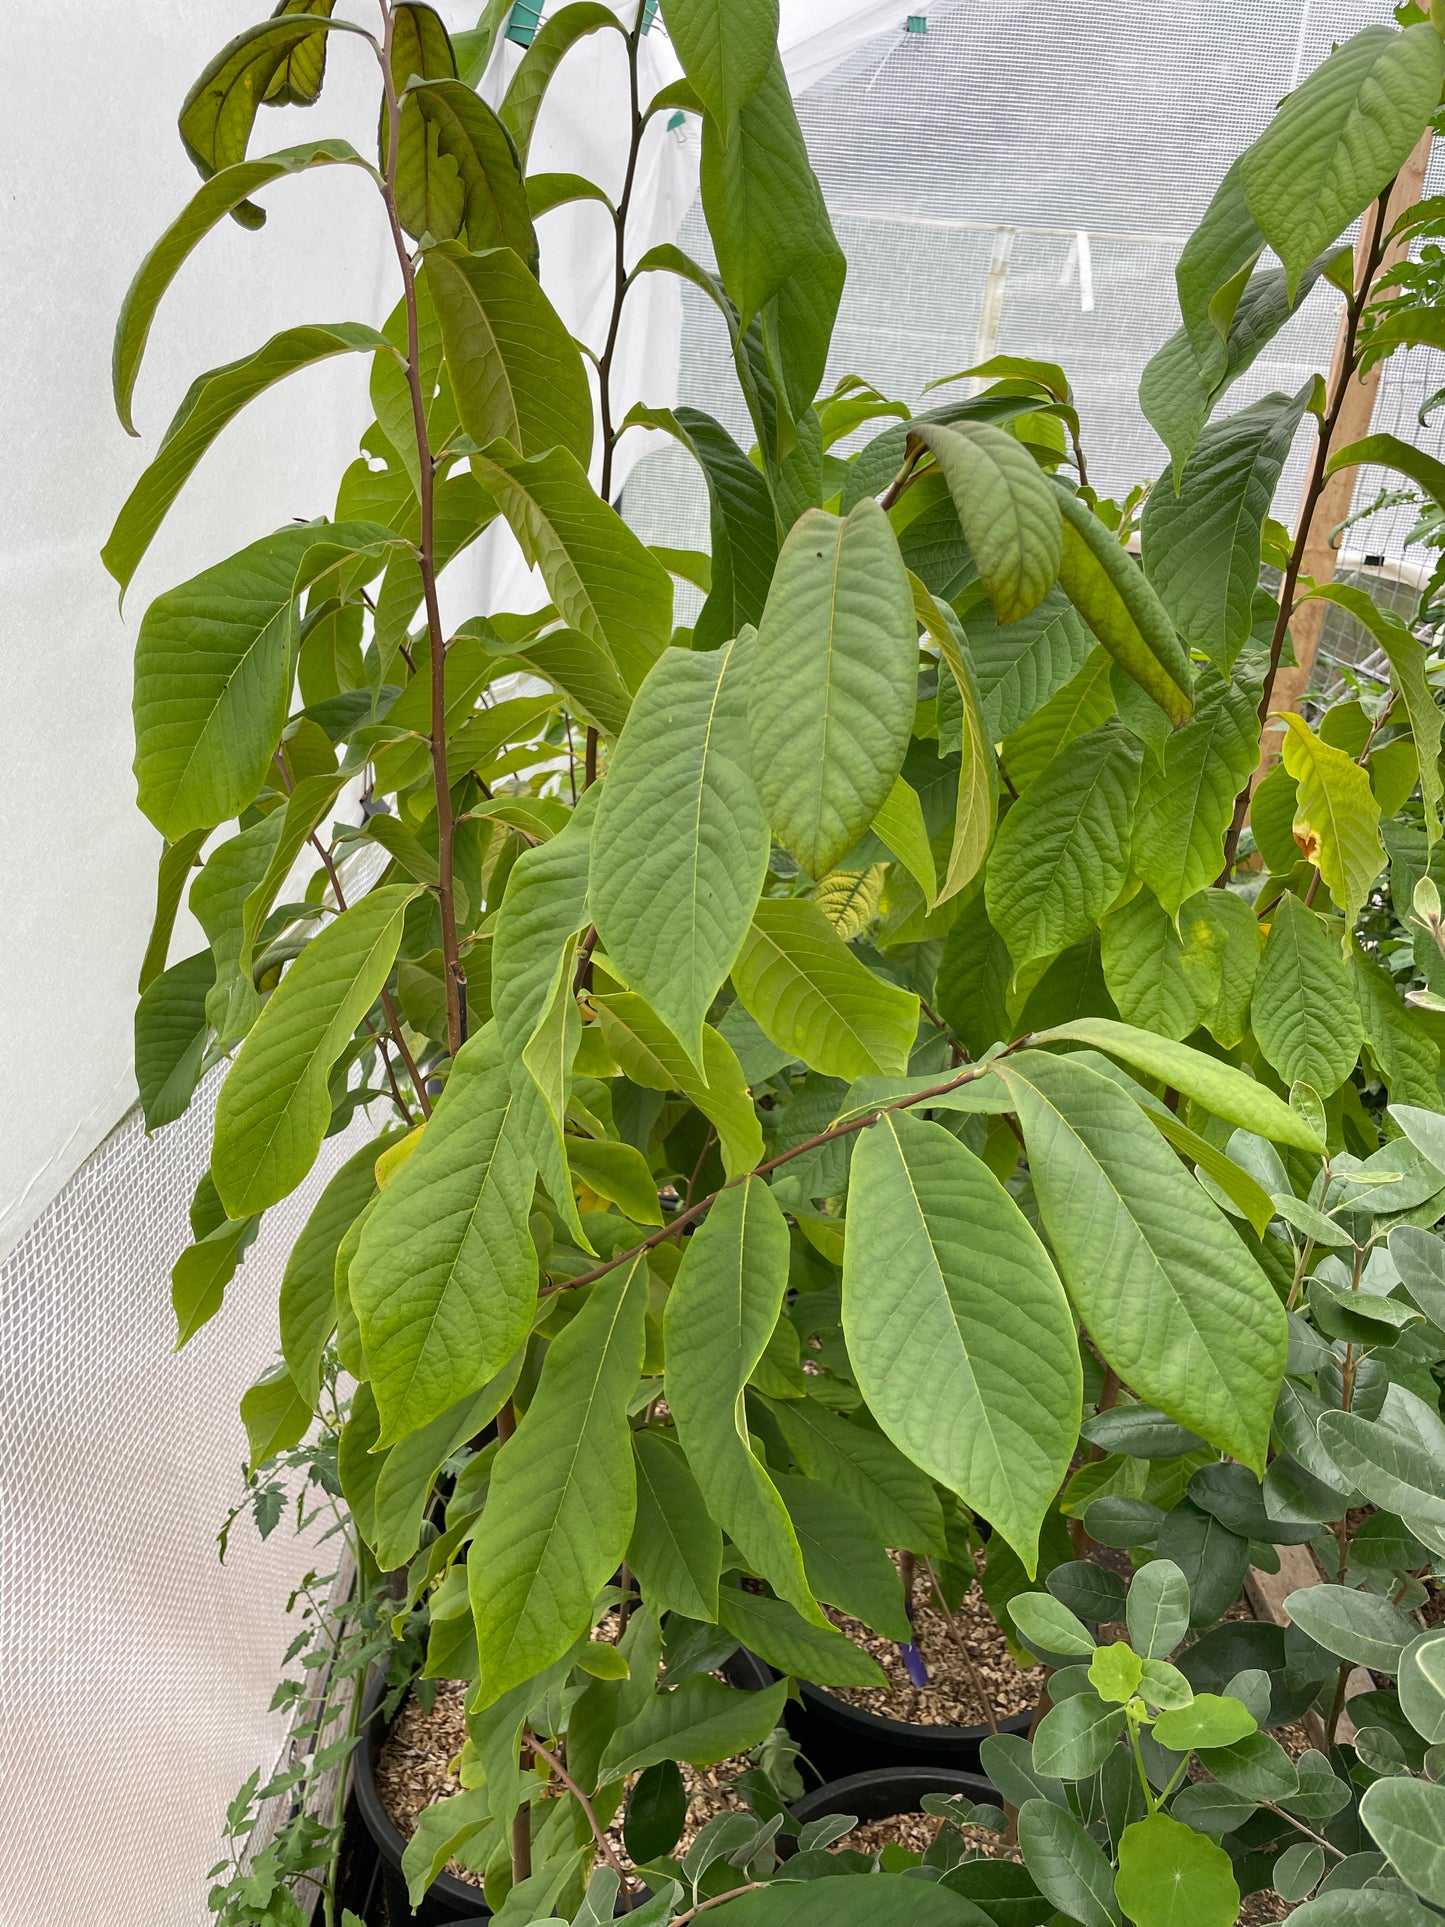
[624,0,1441,576]
[0,1078,370,1927]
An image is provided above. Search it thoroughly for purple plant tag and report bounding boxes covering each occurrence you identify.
[899,1641,929,1688]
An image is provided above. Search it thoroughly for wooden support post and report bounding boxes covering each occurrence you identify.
[1264,130,1435,738]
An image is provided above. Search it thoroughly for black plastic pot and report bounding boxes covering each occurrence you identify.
[351,1672,494,1925]
[724,1646,1032,1782]
[786,1764,996,1839]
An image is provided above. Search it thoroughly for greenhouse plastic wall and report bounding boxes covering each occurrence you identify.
[4,2,1444,1924]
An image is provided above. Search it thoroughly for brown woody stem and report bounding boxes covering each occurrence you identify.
[375,4,465,1058]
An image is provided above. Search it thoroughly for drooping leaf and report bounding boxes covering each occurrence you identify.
[1141,388,1310,669]
[1132,666,1261,913]
[471,444,672,693]
[986,721,1143,974]
[628,1431,722,1623]
[104,323,391,593]
[911,421,1063,624]
[997,1050,1287,1471]
[177,16,370,198]
[749,499,917,878]
[470,1255,646,1704]
[1251,892,1363,1096]
[351,1026,538,1445]
[663,1178,821,1623]
[591,640,768,1067]
[624,405,778,651]
[729,897,919,1081]
[774,1473,910,1640]
[279,1129,403,1404]
[135,951,214,1130]
[424,243,591,466]
[715,1585,886,1688]
[1174,159,1266,386]
[698,50,827,326]
[597,1674,789,1780]
[211,884,415,1217]
[591,992,764,1178]
[1054,487,1192,725]
[913,578,997,901]
[658,0,778,126]
[842,1110,1080,1571]
[498,2,622,166]
[766,1396,946,1558]
[408,80,537,261]
[1000,646,1116,795]
[1239,23,1444,296]
[1278,713,1383,929]
[490,789,595,1060]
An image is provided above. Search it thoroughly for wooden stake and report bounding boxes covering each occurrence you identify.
[1262,129,1435,738]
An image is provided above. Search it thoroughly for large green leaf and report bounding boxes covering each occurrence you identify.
[590,640,768,1067]
[1054,488,1192,725]
[1141,388,1309,669]
[279,1129,402,1404]
[499,2,621,165]
[658,0,777,125]
[1239,23,1444,296]
[774,1473,910,1640]
[843,1110,1080,1570]
[748,499,917,878]
[132,521,394,838]
[715,1585,886,1687]
[912,422,1062,623]
[999,646,1115,794]
[470,1255,646,1704]
[351,1026,538,1445]
[1318,1386,1445,1532]
[1251,892,1363,1096]
[964,587,1095,739]
[1099,889,1221,1043]
[1352,948,1442,1109]
[1142,252,1337,478]
[729,897,919,1080]
[1308,584,1442,845]
[177,16,370,197]
[766,1396,946,1557]
[211,883,414,1216]
[1114,1813,1239,1927]
[1278,713,1384,929]
[1282,1583,1419,1673]
[424,243,591,465]
[986,721,1143,973]
[628,1432,722,1622]
[591,992,764,1177]
[104,323,390,593]
[471,444,671,693]
[408,80,537,261]
[113,140,366,433]
[624,405,778,651]
[1017,1799,1120,1927]
[135,951,214,1131]
[663,1178,821,1623]
[699,51,826,325]
[1174,160,1266,386]
[996,1050,1286,1471]
[490,788,595,1059]
[1132,666,1261,914]
[1361,1778,1445,1909]
[1030,1018,1325,1152]
[190,814,286,1042]
[597,1675,789,1780]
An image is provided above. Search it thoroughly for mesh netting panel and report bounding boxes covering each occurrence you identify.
[625,0,1441,573]
[0,1076,370,1927]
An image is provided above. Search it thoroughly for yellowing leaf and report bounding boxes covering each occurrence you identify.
[1277,711,1384,930]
